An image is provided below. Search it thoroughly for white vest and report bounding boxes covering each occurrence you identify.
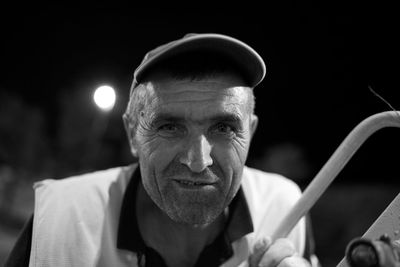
[29,165,305,267]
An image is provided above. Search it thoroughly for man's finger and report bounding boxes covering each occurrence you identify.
[277,256,311,267]
[249,237,272,267]
[258,238,296,267]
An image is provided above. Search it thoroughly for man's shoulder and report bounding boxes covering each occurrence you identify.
[241,165,302,213]
[242,165,302,196]
[240,166,306,253]
[32,164,137,196]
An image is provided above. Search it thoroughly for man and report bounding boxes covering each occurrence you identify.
[6,33,317,267]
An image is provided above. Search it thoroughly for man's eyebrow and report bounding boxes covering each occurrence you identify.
[149,113,185,125]
[209,114,243,124]
[150,113,243,125]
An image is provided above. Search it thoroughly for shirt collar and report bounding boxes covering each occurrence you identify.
[117,166,254,252]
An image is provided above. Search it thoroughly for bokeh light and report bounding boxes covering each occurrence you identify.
[93,85,116,111]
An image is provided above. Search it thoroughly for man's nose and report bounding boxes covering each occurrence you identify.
[179,134,213,173]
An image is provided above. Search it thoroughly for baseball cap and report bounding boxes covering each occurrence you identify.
[130,33,266,94]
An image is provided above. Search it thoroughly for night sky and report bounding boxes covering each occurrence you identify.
[1,4,399,184]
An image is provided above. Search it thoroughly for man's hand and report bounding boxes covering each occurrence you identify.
[249,237,311,267]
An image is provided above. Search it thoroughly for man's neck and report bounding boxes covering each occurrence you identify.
[135,180,225,267]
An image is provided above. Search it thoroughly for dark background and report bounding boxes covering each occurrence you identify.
[0,4,399,267]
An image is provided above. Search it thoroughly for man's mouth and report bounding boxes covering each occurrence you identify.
[176,180,210,186]
[174,179,217,188]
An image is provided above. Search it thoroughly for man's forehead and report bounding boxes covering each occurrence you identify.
[154,94,246,114]
[150,108,245,125]
[142,84,250,122]
[157,85,250,103]
[146,76,251,101]
[149,84,248,108]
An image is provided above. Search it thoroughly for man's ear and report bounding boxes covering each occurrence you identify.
[122,113,139,158]
[250,114,258,139]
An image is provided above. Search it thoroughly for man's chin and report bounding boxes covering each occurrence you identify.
[167,208,221,227]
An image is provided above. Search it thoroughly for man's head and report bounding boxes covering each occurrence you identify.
[123,33,265,226]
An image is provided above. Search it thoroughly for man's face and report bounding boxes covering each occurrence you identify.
[130,73,257,226]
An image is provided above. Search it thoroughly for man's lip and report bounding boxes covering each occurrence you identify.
[173,179,217,185]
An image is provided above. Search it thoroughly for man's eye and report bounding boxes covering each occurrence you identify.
[212,123,235,135]
[158,123,179,132]
[157,123,186,138]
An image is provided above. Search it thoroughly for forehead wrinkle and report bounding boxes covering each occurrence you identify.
[155,102,246,126]
[142,80,251,123]
[156,87,249,107]
[150,109,244,126]
[144,73,251,100]
[156,84,249,95]
[149,75,249,94]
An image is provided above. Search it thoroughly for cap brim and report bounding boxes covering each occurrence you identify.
[133,33,266,88]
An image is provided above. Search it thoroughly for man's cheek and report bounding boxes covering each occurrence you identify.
[136,135,163,158]
[145,143,180,173]
[217,143,248,167]
[233,139,252,164]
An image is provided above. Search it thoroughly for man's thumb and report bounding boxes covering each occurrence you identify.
[249,237,272,267]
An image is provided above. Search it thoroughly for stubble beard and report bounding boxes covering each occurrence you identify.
[141,163,240,227]
[162,187,227,226]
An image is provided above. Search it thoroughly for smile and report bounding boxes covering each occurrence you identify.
[173,179,217,189]
[177,180,209,186]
